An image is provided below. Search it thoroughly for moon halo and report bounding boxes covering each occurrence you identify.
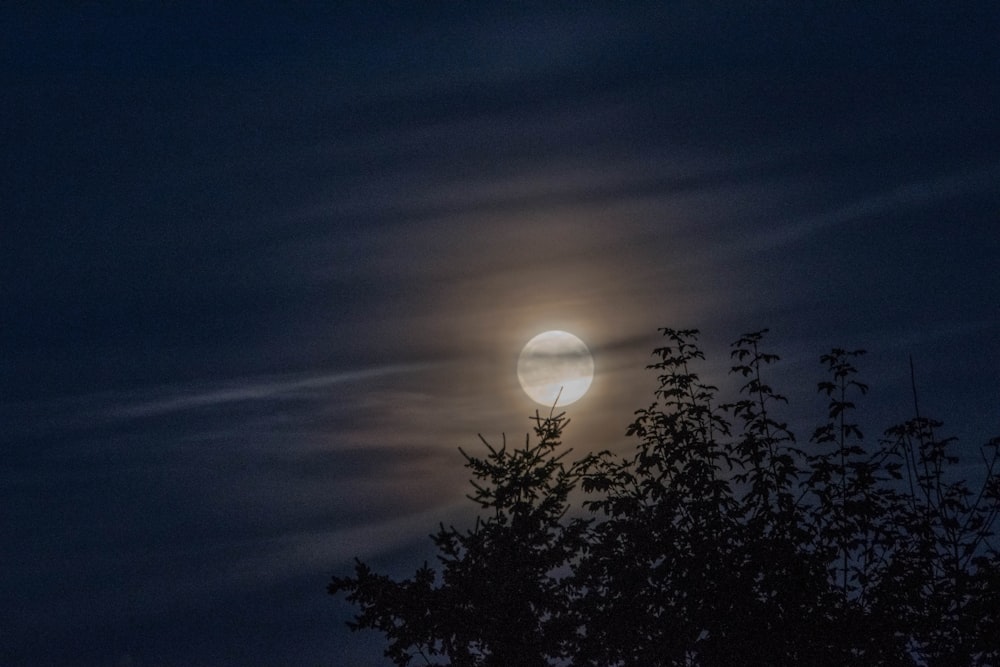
[516,330,595,407]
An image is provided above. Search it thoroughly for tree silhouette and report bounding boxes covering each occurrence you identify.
[329,329,1000,666]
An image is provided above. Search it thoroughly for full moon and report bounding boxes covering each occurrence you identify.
[516,330,595,407]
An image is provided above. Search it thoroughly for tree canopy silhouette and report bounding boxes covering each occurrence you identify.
[329,329,1000,666]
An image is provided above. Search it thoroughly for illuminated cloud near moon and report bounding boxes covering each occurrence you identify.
[516,330,595,407]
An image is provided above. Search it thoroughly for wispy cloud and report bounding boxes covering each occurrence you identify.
[225,500,473,586]
[752,161,1000,252]
[2,364,432,439]
[108,364,429,420]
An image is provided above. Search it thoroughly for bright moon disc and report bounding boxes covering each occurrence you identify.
[517,330,595,406]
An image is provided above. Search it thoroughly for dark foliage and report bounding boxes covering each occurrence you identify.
[329,329,1000,666]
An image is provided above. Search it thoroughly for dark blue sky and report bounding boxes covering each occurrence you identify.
[3,4,999,665]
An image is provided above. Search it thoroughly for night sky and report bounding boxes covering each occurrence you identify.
[3,4,999,665]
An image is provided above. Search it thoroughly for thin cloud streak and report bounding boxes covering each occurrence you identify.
[225,501,472,587]
[2,364,432,439]
[109,364,430,420]
[752,162,1000,253]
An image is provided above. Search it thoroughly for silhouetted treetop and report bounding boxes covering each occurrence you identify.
[330,328,1000,666]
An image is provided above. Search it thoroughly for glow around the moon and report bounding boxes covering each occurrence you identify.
[517,330,595,407]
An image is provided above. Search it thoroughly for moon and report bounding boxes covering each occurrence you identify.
[516,330,595,407]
